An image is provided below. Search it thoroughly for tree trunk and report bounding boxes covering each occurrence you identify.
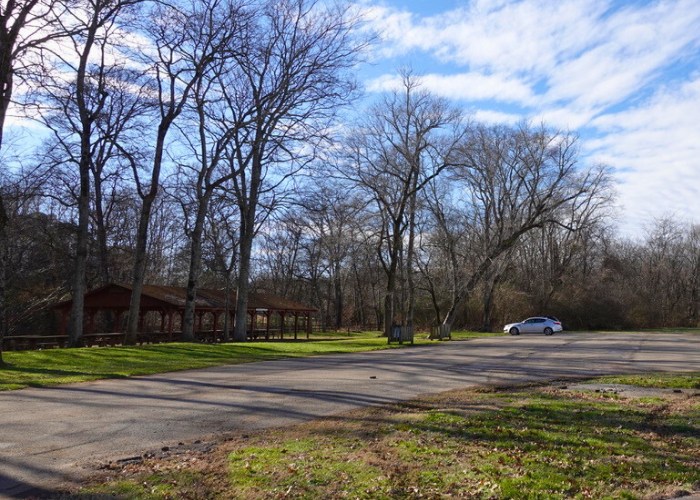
[0,12,17,364]
[333,260,342,330]
[481,274,499,332]
[383,219,403,336]
[232,228,253,341]
[405,189,418,327]
[384,270,396,338]
[232,185,257,342]
[67,160,90,347]
[0,56,13,153]
[68,15,101,347]
[351,262,366,327]
[126,121,169,344]
[125,198,154,344]
[222,273,231,342]
[182,194,211,341]
[93,175,111,285]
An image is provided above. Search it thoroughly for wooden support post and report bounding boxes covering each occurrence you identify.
[168,311,175,340]
[293,313,299,340]
[87,310,95,335]
[114,310,123,332]
[212,312,219,341]
[59,310,68,335]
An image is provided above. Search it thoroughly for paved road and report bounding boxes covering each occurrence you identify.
[1,332,699,498]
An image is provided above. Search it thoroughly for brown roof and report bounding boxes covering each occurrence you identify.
[55,283,317,313]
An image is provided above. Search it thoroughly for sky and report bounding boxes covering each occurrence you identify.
[356,0,700,238]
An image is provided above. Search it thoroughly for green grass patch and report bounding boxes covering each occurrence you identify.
[227,437,390,497]
[0,330,496,391]
[594,372,700,389]
[75,375,700,499]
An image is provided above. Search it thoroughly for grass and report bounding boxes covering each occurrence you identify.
[72,371,700,499]
[0,330,501,391]
[595,372,700,389]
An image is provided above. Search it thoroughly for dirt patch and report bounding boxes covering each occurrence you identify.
[560,383,700,400]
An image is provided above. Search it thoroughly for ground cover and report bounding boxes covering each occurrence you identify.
[0,330,499,391]
[69,372,700,499]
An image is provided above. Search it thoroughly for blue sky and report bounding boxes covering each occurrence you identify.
[356,0,700,238]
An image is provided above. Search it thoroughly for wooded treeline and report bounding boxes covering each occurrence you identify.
[1,0,698,359]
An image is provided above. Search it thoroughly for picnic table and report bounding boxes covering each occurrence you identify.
[2,335,70,350]
[2,333,127,350]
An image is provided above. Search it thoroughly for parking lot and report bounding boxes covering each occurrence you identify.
[1,332,699,497]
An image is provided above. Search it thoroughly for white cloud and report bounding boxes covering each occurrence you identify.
[471,109,522,124]
[367,71,533,103]
[362,0,700,121]
[585,76,700,237]
[362,1,607,75]
[544,1,700,113]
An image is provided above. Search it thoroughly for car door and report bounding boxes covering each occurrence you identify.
[533,318,547,333]
[521,318,538,333]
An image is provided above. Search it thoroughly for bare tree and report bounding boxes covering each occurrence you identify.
[0,168,67,338]
[124,0,242,344]
[341,71,463,336]
[31,0,142,345]
[202,192,239,341]
[0,0,75,360]
[296,184,364,330]
[220,0,364,341]
[438,123,611,328]
[0,0,76,147]
[168,0,248,342]
[632,218,690,327]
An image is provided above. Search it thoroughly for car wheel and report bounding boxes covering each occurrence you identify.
[509,327,519,336]
[544,327,553,336]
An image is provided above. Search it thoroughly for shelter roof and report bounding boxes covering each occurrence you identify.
[54,283,317,313]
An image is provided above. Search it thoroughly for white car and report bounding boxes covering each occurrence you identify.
[503,316,562,336]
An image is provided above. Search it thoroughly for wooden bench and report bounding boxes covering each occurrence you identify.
[388,325,414,345]
[429,324,451,340]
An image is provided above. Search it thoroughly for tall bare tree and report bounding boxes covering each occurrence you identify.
[124,0,243,344]
[438,123,611,328]
[32,0,141,345]
[171,3,249,341]
[220,0,364,341]
[0,0,75,147]
[296,184,364,330]
[341,72,463,336]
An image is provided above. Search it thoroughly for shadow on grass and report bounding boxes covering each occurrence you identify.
[1,364,130,386]
[205,387,699,499]
[304,388,700,483]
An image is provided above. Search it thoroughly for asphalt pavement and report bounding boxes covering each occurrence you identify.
[1,332,699,498]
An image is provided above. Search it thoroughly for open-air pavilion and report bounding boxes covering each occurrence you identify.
[53,283,317,342]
